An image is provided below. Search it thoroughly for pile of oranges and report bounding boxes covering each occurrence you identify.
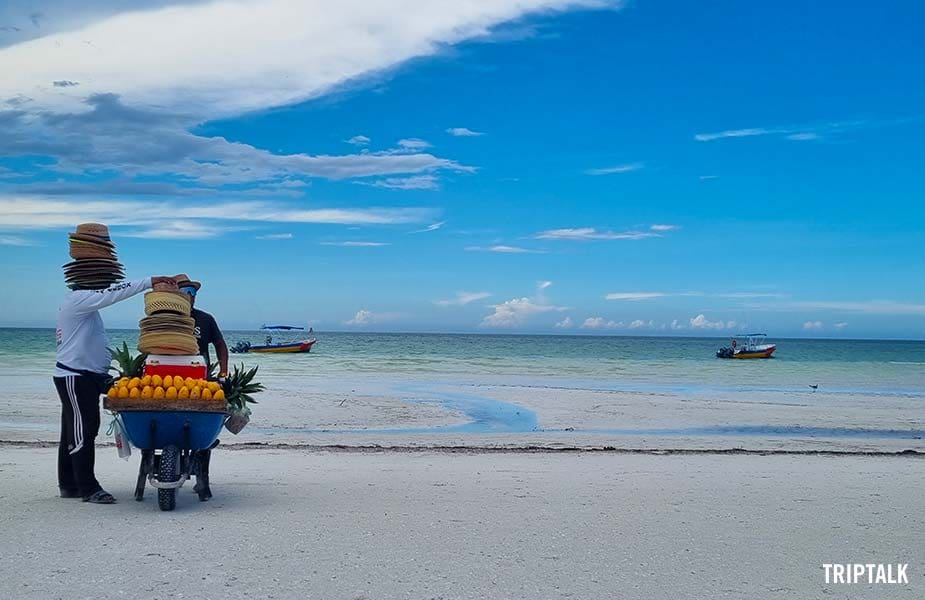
[107,374,226,402]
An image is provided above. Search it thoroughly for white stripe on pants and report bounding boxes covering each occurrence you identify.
[65,376,84,454]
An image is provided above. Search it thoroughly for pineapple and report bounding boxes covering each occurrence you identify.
[109,342,147,379]
[221,364,264,434]
[221,364,264,413]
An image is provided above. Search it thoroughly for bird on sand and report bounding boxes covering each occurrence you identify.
[809,384,819,392]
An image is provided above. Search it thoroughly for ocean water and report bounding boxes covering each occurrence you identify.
[3,328,924,445]
[2,328,924,397]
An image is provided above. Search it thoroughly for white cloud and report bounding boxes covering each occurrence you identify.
[670,319,685,330]
[694,128,776,142]
[465,245,545,253]
[481,281,564,328]
[699,175,719,180]
[649,224,679,232]
[481,297,567,328]
[320,241,390,247]
[0,1,615,191]
[834,322,848,331]
[0,197,435,232]
[605,292,665,301]
[756,300,925,316]
[397,138,432,150]
[0,234,34,246]
[344,310,373,326]
[555,316,573,329]
[343,309,400,326]
[628,319,652,329]
[581,317,621,330]
[695,119,877,144]
[446,127,485,137]
[436,291,491,306]
[803,320,824,331]
[710,292,785,299]
[584,162,644,175]
[363,175,440,190]
[345,135,371,146]
[786,132,820,141]
[411,221,445,233]
[124,220,228,239]
[689,314,728,330]
[256,233,293,240]
[0,0,615,117]
[534,227,660,241]
[0,97,472,187]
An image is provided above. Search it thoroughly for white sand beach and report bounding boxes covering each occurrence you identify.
[0,446,921,599]
[2,374,923,453]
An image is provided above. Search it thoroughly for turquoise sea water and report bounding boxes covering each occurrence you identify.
[2,327,924,397]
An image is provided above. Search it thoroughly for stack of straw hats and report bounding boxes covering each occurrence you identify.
[64,223,124,290]
[138,281,199,355]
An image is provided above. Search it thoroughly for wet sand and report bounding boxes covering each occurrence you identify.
[0,447,921,599]
[2,375,922,453]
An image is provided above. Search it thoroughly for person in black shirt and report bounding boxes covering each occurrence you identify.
[175,274,228,501]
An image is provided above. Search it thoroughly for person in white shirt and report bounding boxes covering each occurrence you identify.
[55,276,175,503]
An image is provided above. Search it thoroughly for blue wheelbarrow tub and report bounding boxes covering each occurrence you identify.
[119,410,225,450]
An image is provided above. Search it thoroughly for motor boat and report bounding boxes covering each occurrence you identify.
[716,334,776,359]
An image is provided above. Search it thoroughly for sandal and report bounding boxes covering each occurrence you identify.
[83,490,117,504]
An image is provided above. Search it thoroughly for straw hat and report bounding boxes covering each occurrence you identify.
[138,331,199,356]
[64,223,124,289]
[173,273,201,291]
[144,291,192,316]
[72,223,111,240]
[139,314,195,334]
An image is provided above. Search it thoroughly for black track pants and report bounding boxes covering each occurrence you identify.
[53,376,103,497]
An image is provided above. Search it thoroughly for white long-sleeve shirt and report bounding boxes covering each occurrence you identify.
[54,278,152,378]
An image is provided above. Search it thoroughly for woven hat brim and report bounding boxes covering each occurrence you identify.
[143,291,191,316]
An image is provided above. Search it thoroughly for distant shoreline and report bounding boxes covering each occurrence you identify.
[0,325,922,342]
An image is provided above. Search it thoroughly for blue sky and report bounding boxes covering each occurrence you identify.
[1,1,924,337]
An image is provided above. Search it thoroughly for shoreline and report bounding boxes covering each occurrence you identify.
[2,439,922,457]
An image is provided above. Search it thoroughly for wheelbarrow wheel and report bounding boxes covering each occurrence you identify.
[157,445,180,511]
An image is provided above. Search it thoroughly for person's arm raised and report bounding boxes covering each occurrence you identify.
[68,276,174,314]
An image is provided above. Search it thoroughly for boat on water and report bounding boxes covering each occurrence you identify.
[716,333,777,359]
[232,339,316,354]
[231,325,317,354]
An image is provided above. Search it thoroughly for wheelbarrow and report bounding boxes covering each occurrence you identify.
[118,410,226,511]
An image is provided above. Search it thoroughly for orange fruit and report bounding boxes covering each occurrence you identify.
[190,386,201,400]
[184,377,195,389]
[207,381,220,393]
[163,375,173,388]
[141,386,153,399]
[201,388,212,401]
[151,374,163,388]
[118,377,130,387]
[178,387,190,400]
[141,375,152,386]
[165,386,178,400]
[118,386,129,399]
[153,386,165,400]
[129,387,141,399]
[107,387,118,399]
[129,377,141,389]
[213,389,225,401]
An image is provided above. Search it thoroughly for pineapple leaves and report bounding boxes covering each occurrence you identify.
[108,341,147,379]
[221,363,265,413]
